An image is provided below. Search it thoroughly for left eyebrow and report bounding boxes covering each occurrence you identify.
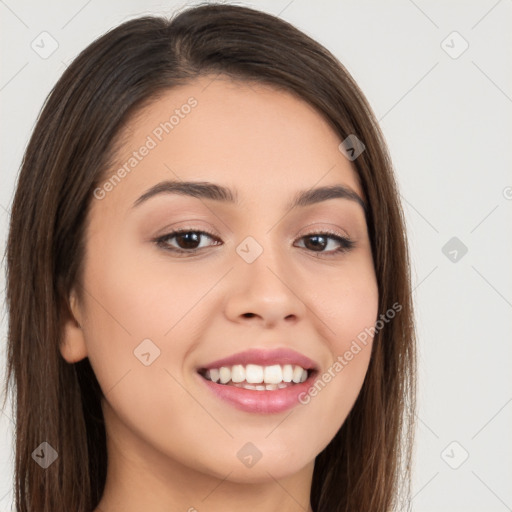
[288,184,367,213]
[131,180,367,213]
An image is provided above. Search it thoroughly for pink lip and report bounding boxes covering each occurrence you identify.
[197,373,316,414]
[198,348,318,371]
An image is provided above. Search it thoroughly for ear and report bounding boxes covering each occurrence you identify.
[60,289,88,363]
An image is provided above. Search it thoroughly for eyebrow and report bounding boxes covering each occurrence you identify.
[132,180,367,213]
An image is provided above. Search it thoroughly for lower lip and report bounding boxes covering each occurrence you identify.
[198,373,316,414]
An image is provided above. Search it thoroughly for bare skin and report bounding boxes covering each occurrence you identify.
[60,75,379,512]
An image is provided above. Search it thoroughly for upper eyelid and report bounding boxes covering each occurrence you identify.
[159,219,350,235]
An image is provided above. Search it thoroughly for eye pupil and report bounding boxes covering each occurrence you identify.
[177,232,201,249]
[304,235,326,251]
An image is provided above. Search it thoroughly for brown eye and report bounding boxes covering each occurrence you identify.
[155,229,221,254]
[295,232,355,255]
[174,232,202,250]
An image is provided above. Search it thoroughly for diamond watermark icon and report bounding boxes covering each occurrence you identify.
[32,441,58,469]
[31,31,59,59]
[441,441,469,469]
[134,338,161,366]
[339,134,366,161]
[236,236,263,263]
[441,31,469,59]
[442,236,468,263]
[237,442,263,468]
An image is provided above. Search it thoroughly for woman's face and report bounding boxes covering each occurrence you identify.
[62,76,378,485]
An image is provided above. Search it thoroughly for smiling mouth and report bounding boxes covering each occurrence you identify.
[198,363,313,391]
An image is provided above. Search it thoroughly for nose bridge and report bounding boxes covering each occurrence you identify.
[225,232,306,325]
[236,232,286,287]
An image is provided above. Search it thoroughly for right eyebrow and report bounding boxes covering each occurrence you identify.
[132,180,237,209]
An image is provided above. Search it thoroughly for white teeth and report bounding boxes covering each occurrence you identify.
[219,366,231,384]
[282,364,293,382]
[292,365,304,383]
[263,364,283,384]
[231,364,245,383]
[245,364,264,384]
[232,382,289,391]
[203,363,311,387]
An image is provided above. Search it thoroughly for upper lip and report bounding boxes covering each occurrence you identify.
[198,348,319,371]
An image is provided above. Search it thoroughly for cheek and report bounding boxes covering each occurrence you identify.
[314,252,379,352]
[80,233,226,417]
[82,229,213,341]
[300,254,379,419]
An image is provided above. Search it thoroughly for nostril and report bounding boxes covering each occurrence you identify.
[242,313,256,318]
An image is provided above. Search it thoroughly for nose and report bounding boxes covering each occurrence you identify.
[223,240,307,328]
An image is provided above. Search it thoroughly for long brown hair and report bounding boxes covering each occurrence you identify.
[3,4,416,511]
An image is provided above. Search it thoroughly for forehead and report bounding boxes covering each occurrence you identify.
[99,75,363,211]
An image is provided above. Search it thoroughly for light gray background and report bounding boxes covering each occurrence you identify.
[1,1,511,511]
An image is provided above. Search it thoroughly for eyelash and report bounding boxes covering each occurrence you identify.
[154,228,355,257]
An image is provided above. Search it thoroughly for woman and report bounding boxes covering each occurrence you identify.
[4,4,416,511]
